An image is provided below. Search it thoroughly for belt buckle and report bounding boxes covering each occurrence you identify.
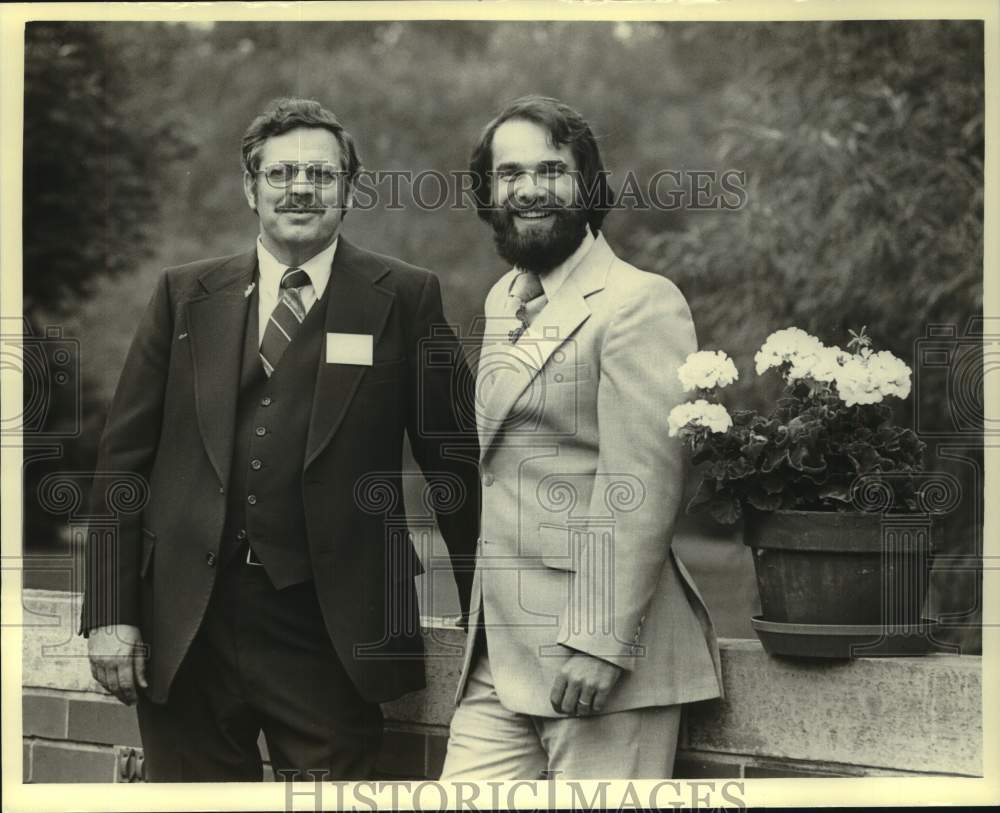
[245,546,264,567]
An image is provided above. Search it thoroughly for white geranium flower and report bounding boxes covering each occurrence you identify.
[754,327,826,376]
[835,350,912,406]
[668,399,734,437]
[836,357,881,406]
[677,350,740,392]
[787,343,850,384]
[867,350,912,399]
[806,345,848,384]
[787,344,826,382]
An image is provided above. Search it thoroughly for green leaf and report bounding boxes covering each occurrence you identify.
[817,483,852,503]
[687,479,717,511]
[707,497,741,524]
[788,441,827,474]
[724,457,756,480]
[758,471,786,494]
[761,445,789,473]
[747,490,783,511]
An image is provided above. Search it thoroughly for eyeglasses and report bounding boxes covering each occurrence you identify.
[256,162,344,188]
[493,161,570,185]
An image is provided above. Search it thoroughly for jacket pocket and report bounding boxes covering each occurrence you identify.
[547,362,592,385]
[139,528,156,580]
[365,357,406,386]
[538,523,577,571]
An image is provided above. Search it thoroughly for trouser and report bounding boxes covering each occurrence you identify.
[441,649,682,780]
[137,547,383,781]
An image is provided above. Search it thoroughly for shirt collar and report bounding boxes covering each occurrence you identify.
[528,228,596,300]
[255,237,338,299]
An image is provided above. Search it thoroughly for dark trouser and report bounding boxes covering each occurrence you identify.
[137,549,383,782]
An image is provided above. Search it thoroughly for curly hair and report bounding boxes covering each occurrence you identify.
[241,97,362,184]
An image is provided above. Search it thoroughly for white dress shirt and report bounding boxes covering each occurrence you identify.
[532,226,596,300]
[255,238,337,347]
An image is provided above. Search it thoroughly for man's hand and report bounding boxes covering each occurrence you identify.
[87,624,148,705]
[549,651,623,716]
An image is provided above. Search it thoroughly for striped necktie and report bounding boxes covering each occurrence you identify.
[259,267,310,377]
[504,271,546,344]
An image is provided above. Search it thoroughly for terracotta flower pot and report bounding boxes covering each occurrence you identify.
[742,509,938,657]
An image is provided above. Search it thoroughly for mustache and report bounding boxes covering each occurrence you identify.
[500,200,579,214]
[275,204,332,212]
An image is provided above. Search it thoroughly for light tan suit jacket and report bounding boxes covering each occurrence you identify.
[454,232,723,717]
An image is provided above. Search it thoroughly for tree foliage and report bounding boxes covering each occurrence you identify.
[23,22,195,317]
[635,21,983,433]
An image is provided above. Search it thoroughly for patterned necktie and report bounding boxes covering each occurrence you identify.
[504,271,546,344]
[259,267,310,377]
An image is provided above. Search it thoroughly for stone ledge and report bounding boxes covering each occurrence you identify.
[673,748,966,779]
[26,739,118,783]
[21,590,982,777]
[685,639,982,776]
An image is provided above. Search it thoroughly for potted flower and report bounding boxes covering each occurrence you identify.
[668,327,940,658]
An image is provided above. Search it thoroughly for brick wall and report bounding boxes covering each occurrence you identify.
[22,590,983,782]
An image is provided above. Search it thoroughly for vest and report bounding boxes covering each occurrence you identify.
[219,283,329,588]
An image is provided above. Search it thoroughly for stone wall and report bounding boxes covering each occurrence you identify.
[21,590,982,782]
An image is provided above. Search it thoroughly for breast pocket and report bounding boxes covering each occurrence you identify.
[364,357,406,386]
[547,361,592,387]
[535,360,593,435]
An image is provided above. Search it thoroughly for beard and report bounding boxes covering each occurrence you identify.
[490,203,590,275]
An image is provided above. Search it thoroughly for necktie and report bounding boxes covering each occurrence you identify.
[259,267,310,376]
[504,271,546,344]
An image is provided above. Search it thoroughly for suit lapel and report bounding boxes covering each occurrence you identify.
[304,239,394,469]
[237,289,263,391]
[185,251,257,486]
[477,233,616,460]
[477,289,590,458]
[473,272,516,449]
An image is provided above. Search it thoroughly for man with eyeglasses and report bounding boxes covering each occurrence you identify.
[441,96,722,779]
[81,97,479,781]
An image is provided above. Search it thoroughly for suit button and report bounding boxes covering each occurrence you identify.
[255,426,267,437]
[482,472,495,487]
[247,494,257,505]
[206,552,216,567]
[237,529,247,540]
[260,397,272,407]
[554,351,565,363]
[554,373,564,383]
[250,459,262,470]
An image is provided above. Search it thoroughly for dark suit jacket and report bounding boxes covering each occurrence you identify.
[80,238,479,704]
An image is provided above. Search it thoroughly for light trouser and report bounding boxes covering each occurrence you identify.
[441,651,681,780]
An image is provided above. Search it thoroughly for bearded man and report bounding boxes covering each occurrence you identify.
[441,95,722,780]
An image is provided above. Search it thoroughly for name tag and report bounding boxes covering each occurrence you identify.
[326,333,373,366]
